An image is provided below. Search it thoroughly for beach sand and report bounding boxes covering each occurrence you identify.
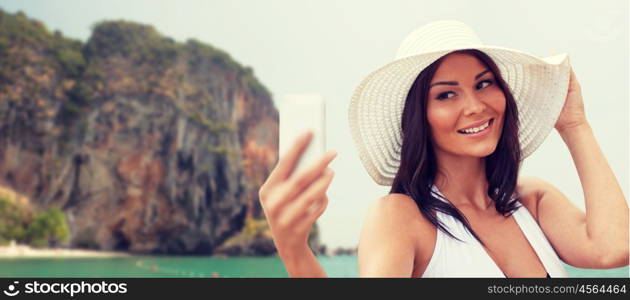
[0,241,130,258]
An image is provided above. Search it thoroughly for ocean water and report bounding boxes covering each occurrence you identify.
[0,255,627,278]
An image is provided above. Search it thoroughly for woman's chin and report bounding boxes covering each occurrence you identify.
[463,144,498,157]
[436,139,499,158]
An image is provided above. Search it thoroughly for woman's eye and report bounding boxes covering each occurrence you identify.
[477,79,493,89]
[436,91,455,100]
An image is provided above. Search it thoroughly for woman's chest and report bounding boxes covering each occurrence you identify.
[466,210,548,277]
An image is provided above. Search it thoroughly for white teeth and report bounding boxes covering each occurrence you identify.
[459,120,490,134]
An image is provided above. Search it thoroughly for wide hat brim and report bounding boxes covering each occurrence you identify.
[348,45,570,186]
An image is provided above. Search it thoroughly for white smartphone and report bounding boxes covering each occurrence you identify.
[279,94,326,176]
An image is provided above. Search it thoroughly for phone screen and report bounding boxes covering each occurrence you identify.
[279,94,326,176]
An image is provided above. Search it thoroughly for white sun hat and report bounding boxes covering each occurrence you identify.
[348,20,571,186]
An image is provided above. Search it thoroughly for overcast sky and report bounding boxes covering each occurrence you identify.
[1,0,627,250]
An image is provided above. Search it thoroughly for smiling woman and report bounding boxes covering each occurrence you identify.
[427,52,509,172]
[391,49,521,250]
[258,20,629,278]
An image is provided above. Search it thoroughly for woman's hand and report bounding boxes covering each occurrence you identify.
[258,130,337,258]
[554,67,589,133]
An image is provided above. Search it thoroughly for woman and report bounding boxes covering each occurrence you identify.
[257,20,629,277]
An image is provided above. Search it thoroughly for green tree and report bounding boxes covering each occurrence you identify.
[26,207,70,248]
[0,196,29,245]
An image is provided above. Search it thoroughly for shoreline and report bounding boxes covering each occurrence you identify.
[0,242,358,259]
[0,243,131,258]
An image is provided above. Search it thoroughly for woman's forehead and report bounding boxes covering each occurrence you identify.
[432,53,490,81]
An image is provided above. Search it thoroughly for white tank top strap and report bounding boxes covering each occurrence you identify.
[420,184,568,278]
[511,204,569,277]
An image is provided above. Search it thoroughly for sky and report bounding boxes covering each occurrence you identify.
[0,0,628,250]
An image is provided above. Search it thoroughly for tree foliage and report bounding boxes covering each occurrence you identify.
[0,196,29,245]
[0,196,70,248]
[26,206,70,248]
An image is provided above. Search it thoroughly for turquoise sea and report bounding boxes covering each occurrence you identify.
[0,255,627,278]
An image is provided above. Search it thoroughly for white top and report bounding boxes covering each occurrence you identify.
[420,185,568,278]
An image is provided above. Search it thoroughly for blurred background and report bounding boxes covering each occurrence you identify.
[0,0,627,277]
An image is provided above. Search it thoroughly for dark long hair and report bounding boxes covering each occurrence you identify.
[389,49,522,246]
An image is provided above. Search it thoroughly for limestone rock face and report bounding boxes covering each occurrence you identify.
[0,11,311,255]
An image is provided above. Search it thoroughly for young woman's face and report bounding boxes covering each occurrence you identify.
[426,53,505,159]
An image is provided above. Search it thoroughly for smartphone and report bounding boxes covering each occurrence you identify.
[279,94,326,176]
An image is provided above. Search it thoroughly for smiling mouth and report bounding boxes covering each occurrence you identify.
[457,118,494,135]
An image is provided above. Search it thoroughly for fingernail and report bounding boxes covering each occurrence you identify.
[301,129,312,139]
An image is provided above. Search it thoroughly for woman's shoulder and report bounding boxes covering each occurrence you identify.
[364,193,436,243]
[358,193,436,276]
[368,193,438,276]
[369,193,434,223]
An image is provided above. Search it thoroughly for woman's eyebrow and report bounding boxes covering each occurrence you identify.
[429,69,491,88]
[475,69,491,80]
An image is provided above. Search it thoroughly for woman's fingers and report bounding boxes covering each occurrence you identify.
[569,67,581,91]
[262,150,336,214]
[262,182,295,219]
[282,168,335,228]
[265,130,313,186]
[282,150,337,202]
[265,150,336,210]
[304,194,329,227]
[293,191,331,236]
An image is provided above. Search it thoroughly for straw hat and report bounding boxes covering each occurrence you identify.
[348,20,571,186]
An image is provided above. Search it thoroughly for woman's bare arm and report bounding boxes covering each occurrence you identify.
[535,68,629,268]
[258,130,336,277]
[281,193,424,278]
[358,194,421,277]
[555,123,628,267]
[278,244,327,277]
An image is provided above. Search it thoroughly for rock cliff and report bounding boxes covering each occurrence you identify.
[0,10,320,254]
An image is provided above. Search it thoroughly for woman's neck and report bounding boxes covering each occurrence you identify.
[433,152,493,211]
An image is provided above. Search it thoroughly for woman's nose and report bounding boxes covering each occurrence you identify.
[462,92,486,115]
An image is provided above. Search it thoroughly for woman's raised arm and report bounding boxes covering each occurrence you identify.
[544,68,629,268]
[258,130,337,277]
